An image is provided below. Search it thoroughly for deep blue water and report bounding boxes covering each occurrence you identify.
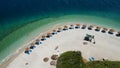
[0,0,120,40]
[1,0,120,22]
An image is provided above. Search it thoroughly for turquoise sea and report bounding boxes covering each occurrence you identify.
[0,0,120,63]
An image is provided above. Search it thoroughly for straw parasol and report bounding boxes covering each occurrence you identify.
[57,27,62,32]
[43,57,49,62]
[47,32,52,36]
[82,24,86,29]
[82,58,88,63]
[50,61,57,66]
[25,47,30,51]
[69,24,74,29]
[31,42,35,46]
[36,38,40,42]
[58,27,62,30]
[103,28,108,31]
[41,35,46,38]
[117,31,120,35]
[63,25,68,31]
[51,54,58,60]
[116,31,120,36]
[70,24,74,27]
[88,25,94,30]
[76,24,80,26]
[109,29,115,33]
[101,27,108,33]
[75,24,80,29]
[52,29,56,32]
[108,29,115,34]
[64,25,68,28]
[95,26,101,31]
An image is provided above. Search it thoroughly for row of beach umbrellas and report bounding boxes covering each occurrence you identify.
[24,24,120,54]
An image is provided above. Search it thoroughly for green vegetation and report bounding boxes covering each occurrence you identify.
[57,51,86,68]
[86,61,120,68]
[56,51,120,68]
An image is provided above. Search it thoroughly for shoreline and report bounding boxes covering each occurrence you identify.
[0,23,120,68]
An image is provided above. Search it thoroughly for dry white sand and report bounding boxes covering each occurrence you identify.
[3,24,120,68]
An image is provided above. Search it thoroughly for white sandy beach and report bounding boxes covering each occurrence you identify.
[1,24,120,68]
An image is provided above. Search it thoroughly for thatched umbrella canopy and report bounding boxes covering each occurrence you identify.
[69,24,74,29]
[52,29,56,32]
[109,29,115,32]
[36,38,40,42]
[41,35,46,38]
[82,58,88,63]
[88,25,94,30]
[51,55,58,60]
[95,26,101,31]
[76,24,80,26]
[50,61,57,66]
[81,24,86,29]
[82,24,86,27]
[116,31,120,36]
[89,25,94,28]
[31,42,35,46]
[118,31,120,34]
[103,28,108,31]
[25,47,30,51]
[70,24,74,26]
[64,25,68,28]
[108,29,115,34]
[58,27,62,30]
[47,32,52,36]
[43,57,49,62]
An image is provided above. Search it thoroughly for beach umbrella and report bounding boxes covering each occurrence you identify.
[75,24,80,29]
[63,25,68,31]
[95,26,101,31]
[69,24,74,29]
[116,31,120,36]
[88,25,94,30]
[30,42,36,49]
[108,29,115,34]
[50,61,57,66]
[76,24,80,26]
[25,47,31,54]
[46,32,52,38]
[43,57,49,62]
[109,29,115,32]
[82,58,88,63]
[103,28,108,31]
[52,29,56,32]
[47,32,52,36]
[63,25,68,29]
[41,35,46,38]
[81,24,86,29]
[36,38,40,42]
[35,39,41,45]
[58,27,62,30]
[70,24,74,26]
[25,47,30,51]
[31,42,35,46]
[57,27,62,32]
[41,35,46,41]
[52,29,57,35]
[51,54,58,60]
[101,27,108,33]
